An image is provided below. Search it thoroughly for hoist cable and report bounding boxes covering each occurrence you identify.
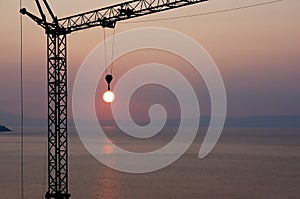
[19,0,24,198]
[111,27,116,75]
[121,0,284,24]
[103,28,108,75]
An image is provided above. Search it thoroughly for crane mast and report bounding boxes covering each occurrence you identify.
[20,0,208,198]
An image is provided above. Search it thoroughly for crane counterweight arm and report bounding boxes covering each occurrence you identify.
[58,0,208,33]
[20,8,55,30]
[21,0,61,34]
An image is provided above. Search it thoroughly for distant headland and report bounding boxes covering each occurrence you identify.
[0,124,12,132]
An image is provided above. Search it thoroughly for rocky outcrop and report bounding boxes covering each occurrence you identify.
[0,125,11,132]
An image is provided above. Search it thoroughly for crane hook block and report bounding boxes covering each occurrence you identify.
[105,74,113,90]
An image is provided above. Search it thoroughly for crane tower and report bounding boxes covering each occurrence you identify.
[20,0,208,198]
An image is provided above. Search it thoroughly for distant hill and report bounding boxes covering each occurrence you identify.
[224,115,300,127]
[97,115,300,128]
[0,125,12,132]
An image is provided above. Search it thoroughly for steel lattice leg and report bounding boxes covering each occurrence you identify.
[45,33,70,199]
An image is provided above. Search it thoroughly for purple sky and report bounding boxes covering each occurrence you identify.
[0,0,299,126]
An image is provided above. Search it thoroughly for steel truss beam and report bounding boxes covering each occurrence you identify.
[59,0,208,32]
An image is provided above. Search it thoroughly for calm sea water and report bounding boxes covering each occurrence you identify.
[1,127,300,199]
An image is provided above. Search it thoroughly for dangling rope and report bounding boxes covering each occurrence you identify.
[19,0,24,198]
[110,27,116,75]
[42,131,47,198]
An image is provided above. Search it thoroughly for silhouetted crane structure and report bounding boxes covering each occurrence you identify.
[20,0,208,198]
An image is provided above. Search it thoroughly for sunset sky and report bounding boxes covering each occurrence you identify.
[0,0,299,126]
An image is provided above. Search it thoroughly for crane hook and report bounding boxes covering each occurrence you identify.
[105,74,113,90]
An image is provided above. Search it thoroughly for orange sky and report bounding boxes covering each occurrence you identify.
[0,0,299,123]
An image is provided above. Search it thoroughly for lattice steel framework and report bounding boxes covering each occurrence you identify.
[19,0,209,198]
[45,34,70,199]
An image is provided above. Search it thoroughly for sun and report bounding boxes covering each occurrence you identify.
[103,90,115,103]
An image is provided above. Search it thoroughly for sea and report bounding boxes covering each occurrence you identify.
[1,127,300,199]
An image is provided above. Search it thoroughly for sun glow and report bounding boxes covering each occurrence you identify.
[103,90,115,103]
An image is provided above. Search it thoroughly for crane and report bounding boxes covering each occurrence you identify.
[20,0,208,198]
